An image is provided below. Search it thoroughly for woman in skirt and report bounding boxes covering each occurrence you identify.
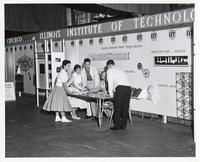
[42,60,77,122]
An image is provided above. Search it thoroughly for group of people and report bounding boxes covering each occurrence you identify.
[42,58,132,130]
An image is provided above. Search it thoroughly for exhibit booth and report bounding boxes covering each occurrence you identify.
[5,8,194,122]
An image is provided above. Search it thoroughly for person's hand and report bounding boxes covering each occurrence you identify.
[66,89,70,94]
[81,87,88,92]
[105,94,110,97]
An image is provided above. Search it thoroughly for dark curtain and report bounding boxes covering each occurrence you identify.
[101,4,173,15]
[5,4,68,32]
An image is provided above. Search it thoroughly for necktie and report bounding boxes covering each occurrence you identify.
[86,69,93,81]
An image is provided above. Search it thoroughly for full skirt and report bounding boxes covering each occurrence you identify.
[42,86,72,112]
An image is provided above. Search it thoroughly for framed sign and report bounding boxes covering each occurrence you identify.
[5,82,16,102]
[154,56,188,66]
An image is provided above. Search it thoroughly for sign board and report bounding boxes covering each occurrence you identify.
[5,82,16,102]
[154,56,188,66]
[89,52,129,61]
[5,8,194,46]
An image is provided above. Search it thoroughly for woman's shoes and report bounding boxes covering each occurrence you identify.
[71,112,81,120]
[55,114,72,122]
[61,116,72,122]
[72,115,81,120]
[55,115,62,122]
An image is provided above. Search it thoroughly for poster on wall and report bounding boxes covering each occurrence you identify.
[51,52,65,89]
[154,56,188,66]
[5,82,16,102]
[88,52,130,61]
[17,55,33,72]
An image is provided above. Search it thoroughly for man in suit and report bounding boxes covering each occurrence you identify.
[106,60,132,130]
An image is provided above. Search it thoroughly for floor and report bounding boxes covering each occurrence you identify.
[5,95,195,157]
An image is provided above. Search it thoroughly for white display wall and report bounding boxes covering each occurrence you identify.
[65,40,79,74]
[65,26,192,118]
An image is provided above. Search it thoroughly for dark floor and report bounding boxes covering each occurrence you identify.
[5,95,195,157]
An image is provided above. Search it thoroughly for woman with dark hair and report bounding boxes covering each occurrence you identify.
[68,64,91,118]
[72,64,83,91]
[42,60,73,122]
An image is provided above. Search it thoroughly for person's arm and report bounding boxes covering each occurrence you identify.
[94,67,100,88]
[72,81,83,91]
[101,81,107,94]
[61,71,73,93]
[81,69,87,88]
[67,77,74,86]
[107,70,114,97]
[89,83,101,93]
[61,80,70,94]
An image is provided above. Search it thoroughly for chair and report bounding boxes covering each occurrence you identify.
[102,101,132,128]
[102,101,114,126]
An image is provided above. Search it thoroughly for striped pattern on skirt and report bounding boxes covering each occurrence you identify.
[42,86,72,112]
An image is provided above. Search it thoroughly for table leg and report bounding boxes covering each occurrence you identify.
[36,89,39,107]
[98,99,103,132]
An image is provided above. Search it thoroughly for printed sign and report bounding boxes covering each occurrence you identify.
[5,8,194,45]
[154,56,188,66]
[5,82,16,102]
[89,52,129,61]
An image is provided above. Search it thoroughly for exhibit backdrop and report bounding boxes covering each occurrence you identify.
[15,44,35,94]
[65,26,192,119]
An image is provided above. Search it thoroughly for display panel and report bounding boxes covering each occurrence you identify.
[65,26,192,118]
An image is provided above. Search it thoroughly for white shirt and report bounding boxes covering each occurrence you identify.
[72,72,82,90]
[56,69,69,87]
[107,67,130,97]
[81,66,100,88]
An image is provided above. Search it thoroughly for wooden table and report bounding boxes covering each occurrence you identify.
[68,92,113,132]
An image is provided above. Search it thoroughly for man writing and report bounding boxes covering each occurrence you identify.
[106,60,132,130]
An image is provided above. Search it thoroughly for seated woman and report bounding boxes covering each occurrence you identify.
[68,64,92,118]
